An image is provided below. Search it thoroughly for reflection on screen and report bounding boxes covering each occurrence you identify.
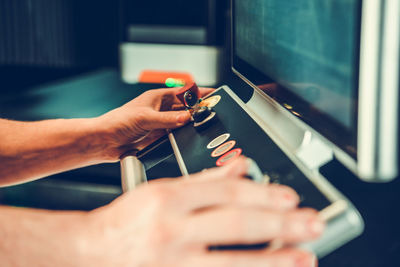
[235,0,360,129]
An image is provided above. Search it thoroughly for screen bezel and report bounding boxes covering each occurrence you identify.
[231,0,362,160]
[231,0,400,181]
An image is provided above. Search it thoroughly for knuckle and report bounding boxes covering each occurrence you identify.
[223,167,238,178]
[147,184,173,209]
[224,179,244,202]
[225,209,247,237]
[265,213,284,235]
[148,221,176,247]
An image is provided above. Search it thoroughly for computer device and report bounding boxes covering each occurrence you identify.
[232,0,400,182]
[163,84,364,258]
[120,0,400,259]
[121,79,365,257]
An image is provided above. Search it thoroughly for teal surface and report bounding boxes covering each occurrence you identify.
[0,68,162,120]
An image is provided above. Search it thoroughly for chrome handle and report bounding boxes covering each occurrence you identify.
[120,156,147,192]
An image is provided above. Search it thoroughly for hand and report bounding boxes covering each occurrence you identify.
[84,157,323,267]
[96,87,214,160]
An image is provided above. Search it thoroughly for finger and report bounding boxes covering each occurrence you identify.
[137,88,177,106]
[187,156,250,182]
[141,87,214,107]
[181,208,324,245]
[199,87,215,97]
[171,103,187,111]
[148,156,248,186]
[139,88,184,109]
[183,249,316,267]
[169,157,299,212]
[140,110,191,130]
[174,178,299,213]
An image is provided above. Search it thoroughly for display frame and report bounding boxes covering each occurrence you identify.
[231,0,399,181]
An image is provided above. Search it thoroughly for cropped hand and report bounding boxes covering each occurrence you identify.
[85,157,323,267]
[96,87,213,160]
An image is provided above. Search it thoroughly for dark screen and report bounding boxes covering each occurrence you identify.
[233,0,361,154]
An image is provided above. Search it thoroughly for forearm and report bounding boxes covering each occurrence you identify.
[0,88,204,186]
[0,118,111,186]
[0,205,91,267]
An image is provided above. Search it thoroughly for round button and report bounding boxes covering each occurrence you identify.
[211,140,236,158]
[216,148,243,166]
[207,133,230,149]
[199,95,221,108]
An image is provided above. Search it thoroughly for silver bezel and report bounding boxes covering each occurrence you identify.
[358,0,399,181]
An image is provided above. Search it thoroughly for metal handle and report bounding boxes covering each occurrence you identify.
[120,156,147,192]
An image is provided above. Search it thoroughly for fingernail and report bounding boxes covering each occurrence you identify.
[273,187,299,209]
[283,191,296,201]
[307,217,325,236]
[280,191,298,209]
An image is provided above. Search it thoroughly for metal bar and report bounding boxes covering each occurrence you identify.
[168,132,189,177]
[120,156,147,192]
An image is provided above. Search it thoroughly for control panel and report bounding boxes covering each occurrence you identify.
[167,85,364,257]
[121,84,364,258]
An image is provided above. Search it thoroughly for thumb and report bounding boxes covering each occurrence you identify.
[142,110,191,130]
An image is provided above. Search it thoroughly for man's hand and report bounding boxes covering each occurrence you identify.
[0,87,212,185]
[84,157,323,267]
[97,87,214,160]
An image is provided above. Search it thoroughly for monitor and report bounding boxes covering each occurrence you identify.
[231,0,399,182]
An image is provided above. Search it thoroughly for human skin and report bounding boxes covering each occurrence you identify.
[0,87,323,266]
[0,87,210,186]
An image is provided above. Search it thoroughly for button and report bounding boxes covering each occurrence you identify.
[199,95,221,108]
[211,140,236,158]
[207,133,230,149]
[216,148,243,166]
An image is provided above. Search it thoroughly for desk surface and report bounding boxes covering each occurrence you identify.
[0,68,399,266]
[0,68,159,120]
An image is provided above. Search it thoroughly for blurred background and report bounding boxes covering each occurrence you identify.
[0,0,233,210]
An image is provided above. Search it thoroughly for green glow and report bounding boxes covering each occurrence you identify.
[165,78,185,87]
[165,78,175,87]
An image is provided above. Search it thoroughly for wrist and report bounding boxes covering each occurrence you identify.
[86,116,121,162]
